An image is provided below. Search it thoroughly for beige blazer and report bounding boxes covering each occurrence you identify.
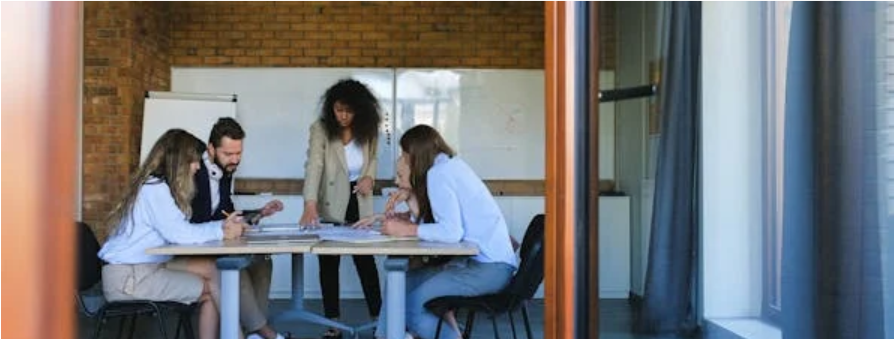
[303,120,377,223]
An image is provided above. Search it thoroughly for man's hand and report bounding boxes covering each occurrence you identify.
[261,199,284,217]
[298,201,320,228]
[381,217,418,237]
[353,176,375,196]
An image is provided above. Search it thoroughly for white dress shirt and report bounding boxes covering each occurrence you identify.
[99,177,224,264]
[203,151,225,211]
[416,153,518,268]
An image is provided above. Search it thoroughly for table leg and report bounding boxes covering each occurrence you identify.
[385,257,409,339]
[217,256,253,339]
[271,253,355,335]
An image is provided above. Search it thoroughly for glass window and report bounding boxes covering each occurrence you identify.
[762,1,792,324]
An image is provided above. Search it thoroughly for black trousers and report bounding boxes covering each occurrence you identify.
[319,181,383,318]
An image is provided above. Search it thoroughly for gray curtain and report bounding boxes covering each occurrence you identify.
[782,2,889,339]
[635,2,701,335]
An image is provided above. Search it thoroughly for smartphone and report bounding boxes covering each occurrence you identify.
[241,209,263,225]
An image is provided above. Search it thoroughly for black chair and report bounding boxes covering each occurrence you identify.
[76,221,198,339]
[425,214,545,339]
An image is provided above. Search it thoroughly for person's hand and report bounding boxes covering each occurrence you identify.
[298,201,320,228]
[261,199,284,217]
[384,210,412,220]
[381,217,417,237]
[384,188,411,213]
[352,214,382,229]
[353,176,375,196]
[222,212,247,240]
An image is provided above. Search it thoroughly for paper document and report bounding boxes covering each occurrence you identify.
[313,227,416,243]
[246,224,416,243]
[244,233,320,244]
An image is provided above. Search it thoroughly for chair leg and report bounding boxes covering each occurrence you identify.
[490,314,501,339]
[182,308,196,339]
[521,303,533,339]
[151,304,170,339]
[463,310,476,339]
[91,310,108,339]
[174,311,184,339]
[121,315,135,339]
[434,314,445,339]
[508,311,518,339]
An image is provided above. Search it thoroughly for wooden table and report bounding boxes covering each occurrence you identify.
[147,239,478,339]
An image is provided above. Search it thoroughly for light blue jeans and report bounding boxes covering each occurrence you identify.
[375,257,516,339]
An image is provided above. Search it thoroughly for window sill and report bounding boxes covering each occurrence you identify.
[705,318,781,339]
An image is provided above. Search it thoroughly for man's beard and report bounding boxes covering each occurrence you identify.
[214,158,238,176]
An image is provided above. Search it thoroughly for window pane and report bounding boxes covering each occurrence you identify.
[763,1,792,321]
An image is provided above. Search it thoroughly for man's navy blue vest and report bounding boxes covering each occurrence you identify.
[190,158,234,223]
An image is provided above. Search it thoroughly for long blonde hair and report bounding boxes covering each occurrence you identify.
[105,129,203,235]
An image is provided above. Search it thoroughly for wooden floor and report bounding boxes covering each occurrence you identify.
[76,298,694,339]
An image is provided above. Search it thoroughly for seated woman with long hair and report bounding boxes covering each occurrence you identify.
[98,129,247,339]
[372,125,519,339]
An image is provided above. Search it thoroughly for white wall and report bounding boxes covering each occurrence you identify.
[701,1,764,319]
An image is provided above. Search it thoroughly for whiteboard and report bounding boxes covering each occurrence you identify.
[169,68,618,182]
[393,69,615,180]
[140,94,237,163]
[395,69,545,179]
[172,68,396,179]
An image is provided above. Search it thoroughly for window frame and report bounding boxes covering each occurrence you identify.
[760,1,792,325]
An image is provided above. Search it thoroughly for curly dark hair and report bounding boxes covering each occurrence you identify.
[319,78,382,145]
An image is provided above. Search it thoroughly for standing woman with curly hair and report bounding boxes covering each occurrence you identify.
[299,78,383,338]
[98,129,247,339]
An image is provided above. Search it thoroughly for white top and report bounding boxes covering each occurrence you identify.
[99,177,225,264]
[417,153,518,267]
[344,139,363,182]
[202,152,225,211]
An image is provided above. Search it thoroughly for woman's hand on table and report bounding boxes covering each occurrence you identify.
[222,212,247,240]
[381,217,418,237]
[352,214,382,229]
[298,201,321,229]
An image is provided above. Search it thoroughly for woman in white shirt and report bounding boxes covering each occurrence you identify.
[99,129,246,339]
[374,125,519,339]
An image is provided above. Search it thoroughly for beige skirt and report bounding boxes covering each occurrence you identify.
[102,257,203,304]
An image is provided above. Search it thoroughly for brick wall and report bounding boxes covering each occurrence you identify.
[82,2,171,235]
[169,1,545,68]
[600,1,617,70]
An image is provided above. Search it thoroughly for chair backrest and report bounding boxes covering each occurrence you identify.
[77,221,103,291]
[502,214,545,302]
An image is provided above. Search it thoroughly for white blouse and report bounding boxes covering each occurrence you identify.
[344,139,364,182]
